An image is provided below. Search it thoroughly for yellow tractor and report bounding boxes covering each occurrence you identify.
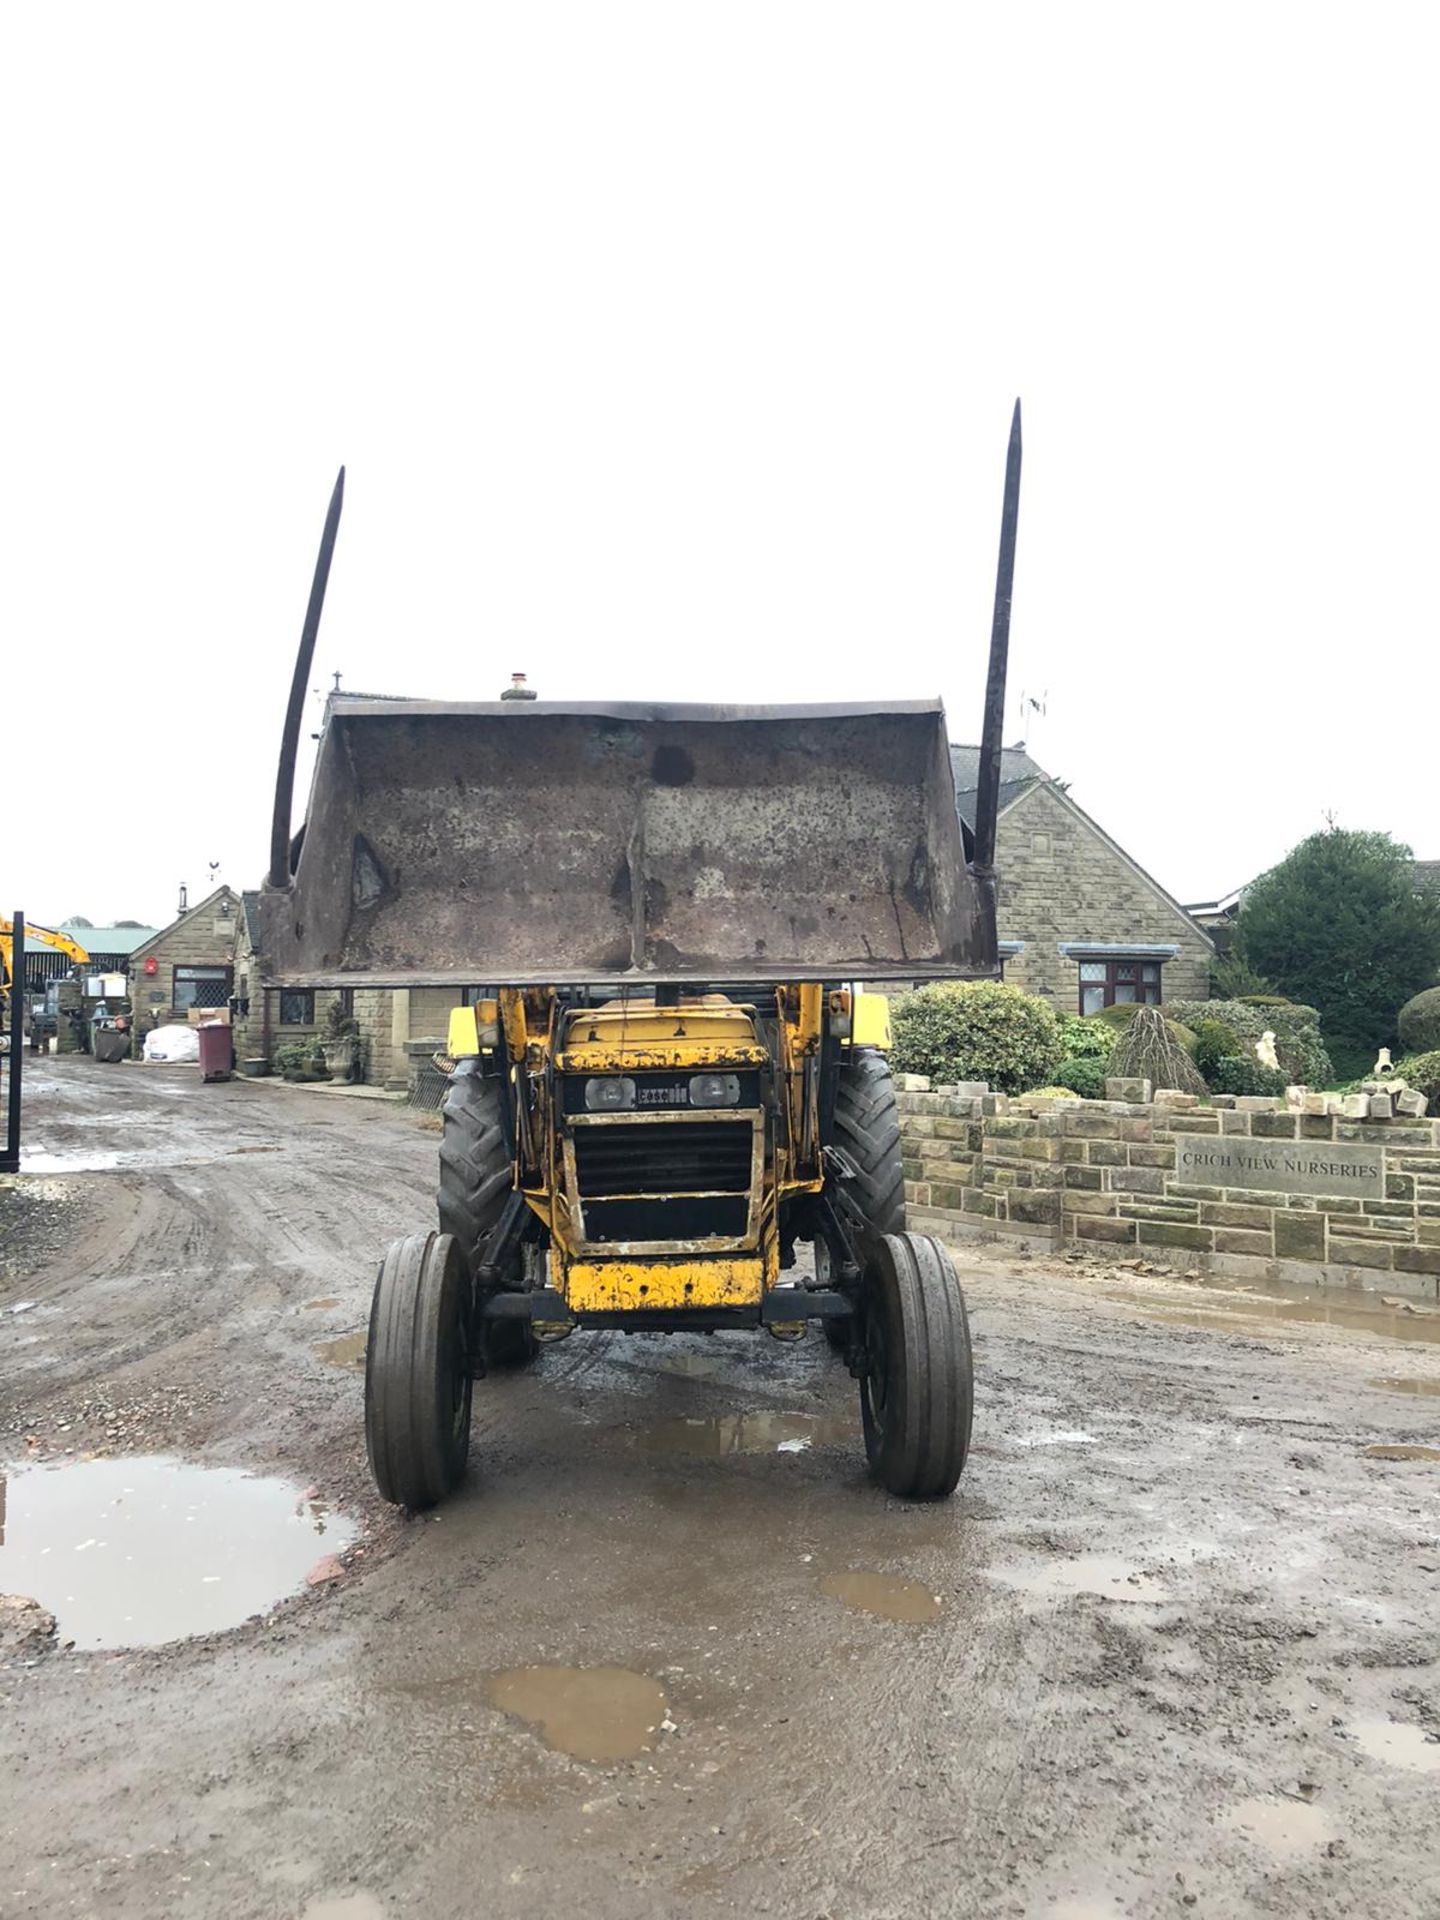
[255,412,1021,1509]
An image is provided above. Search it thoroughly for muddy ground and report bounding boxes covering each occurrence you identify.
[3,1058,1440,1919]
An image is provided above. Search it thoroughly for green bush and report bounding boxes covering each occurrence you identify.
[1054,1056,1109,1099]
[1167,999,1332,1088]
[1209,1055,1288,1097]
[1398,987,1440,1056]
[891,982,1063,1094]
[1191,1017,1243,1082]
[1209,953,1276,998]
[1058,1013,1115,1060]
[1394,1050,1440,1107]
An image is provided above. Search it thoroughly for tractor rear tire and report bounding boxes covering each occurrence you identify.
[438,1061,538,1369]
[823,1049,905,1350]
[365,1232,473,1510]
[858,1232,973,1498]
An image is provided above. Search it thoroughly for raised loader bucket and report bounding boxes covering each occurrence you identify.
[255,699,995,987]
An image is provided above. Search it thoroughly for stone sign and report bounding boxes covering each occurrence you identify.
[1175,1135,1384,1199]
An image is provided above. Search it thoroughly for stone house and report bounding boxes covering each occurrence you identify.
[231,894,469,1088]
[950,745,1213,1013]
[127,887,241,1047]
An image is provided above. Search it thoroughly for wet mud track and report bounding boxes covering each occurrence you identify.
[3,1060,1440,1918]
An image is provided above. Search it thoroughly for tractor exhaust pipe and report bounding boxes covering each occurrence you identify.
[269,467,345,889]
[971,399,1021,883]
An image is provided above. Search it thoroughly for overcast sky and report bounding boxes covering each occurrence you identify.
[4,3,1435,932]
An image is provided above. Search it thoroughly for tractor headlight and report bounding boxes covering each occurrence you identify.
[584,1075,636,1112]
[688,1072,741,1107]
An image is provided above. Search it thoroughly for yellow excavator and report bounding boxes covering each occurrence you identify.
[0,920,90,1040]
[255,405,1023,1510]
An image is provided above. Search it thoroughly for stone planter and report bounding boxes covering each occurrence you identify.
[240,1056,271,1078]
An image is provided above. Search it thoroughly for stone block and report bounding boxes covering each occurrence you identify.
[1064,1164,1104,1190]
[1300,1114,1336,1140]
[1020,1137,1063,1162]
[1200,1201,1274,1230]
[1059,1140,1087,1163]
[1312,1197,1362,1216]
[1250,1112,1299,1140]
[905,1181,932,1207]
[1116,1200,1202,1223]
[1152,1090,1199,1109]
[1065,1113,1122,1139]
[1215,1227,1274,1257]
[1063,1190,1119,1215]
[1087,1140,1127,1166]
[1368,1094,1394,1122]
[1119,1117,1156,1143]
[1221,1111,1252,1135]
[1209,1094,1238,1110]
[896,1073,932,1092]
[934,1117,976,1141]
[962,1190,998,1217]
[1128,1143,1177,1169]
[1396,1090,1429,1118]
[1137,1222,1215,1251]
[1341,1095,1369,1119]
[1274,1211,1325,1260]
[1009,1191,1062,1227]
[929,1183,973,1212]
[1302,1093,1329,1116]
[1109,1166,1166,1195]
[1393,1246,1440,1276]
[1105,1077,1152,1102]
[1329,1237,1395,1270]
[1238,1096,1282,1112]
[1075,1215,1138,1244]
[1167,1114,1221,1134]
[1285,1085,1306,1113]
[987,1116,1040,1139]
[953,1082,990,1098]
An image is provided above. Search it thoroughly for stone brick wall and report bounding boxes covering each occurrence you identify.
[995,783,1212,1008]
[899,1082,1440,1292]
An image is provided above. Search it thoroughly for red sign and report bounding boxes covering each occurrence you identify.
[144,957,158,976]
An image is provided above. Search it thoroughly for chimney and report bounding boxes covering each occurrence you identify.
[500,672,537,703]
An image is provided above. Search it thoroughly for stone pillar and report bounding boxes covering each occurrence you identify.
[387,990,411,1091]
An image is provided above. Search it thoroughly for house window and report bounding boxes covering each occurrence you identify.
[461,986,490,1007]
[337,987,355,1017]
[1078,958,1163,1015]
[173,965,231,1011]
[279,989,316,1025]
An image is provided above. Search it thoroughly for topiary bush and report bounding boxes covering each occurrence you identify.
[890,982,1063,1094]
[1191,1017,1244,1083]
[1168,998,1333,1089]
[1106,1005,1209,1095]
[1058,1013,1115,1060]
[1054,1056,1109,1099]
[1209,1055,1288,1097]
[1394,1050,1440,1107]
[1398,987,1440,1056]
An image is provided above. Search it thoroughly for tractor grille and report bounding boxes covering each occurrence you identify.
[572,1121,753,1198]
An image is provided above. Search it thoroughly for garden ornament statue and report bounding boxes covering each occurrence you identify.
[1256,1030,1280,1072]
[1372,1046,1394,1079]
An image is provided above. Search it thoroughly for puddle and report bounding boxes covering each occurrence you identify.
[316,1332,367,1370]
[1225,1794,1334,1857]
[820,1571,941,1621]
[1351,1719,1440,1772]
[1101,1282,1440,1347]
[990,1554,1170,1602]
[19,1151,124,1174]
[0,1457,355,1648]
[1369,1377,1440,1397]
[1362,1444,1440,1461]
[656,1353,726,1379]
[636,1411,852,1456]
[487,1665,668,1763]
[304,1298,341,1311]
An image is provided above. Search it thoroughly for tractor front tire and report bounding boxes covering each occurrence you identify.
[824,1049,905,1350]
[858,1232,973,1499]
[438,1061,538,1369]
[366,1232,473,1510]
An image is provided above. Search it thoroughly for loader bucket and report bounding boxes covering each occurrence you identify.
[254,699,996,987]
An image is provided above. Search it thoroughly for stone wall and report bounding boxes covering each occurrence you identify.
[899,1080,1440,1292]
[995,783,1212,1007]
